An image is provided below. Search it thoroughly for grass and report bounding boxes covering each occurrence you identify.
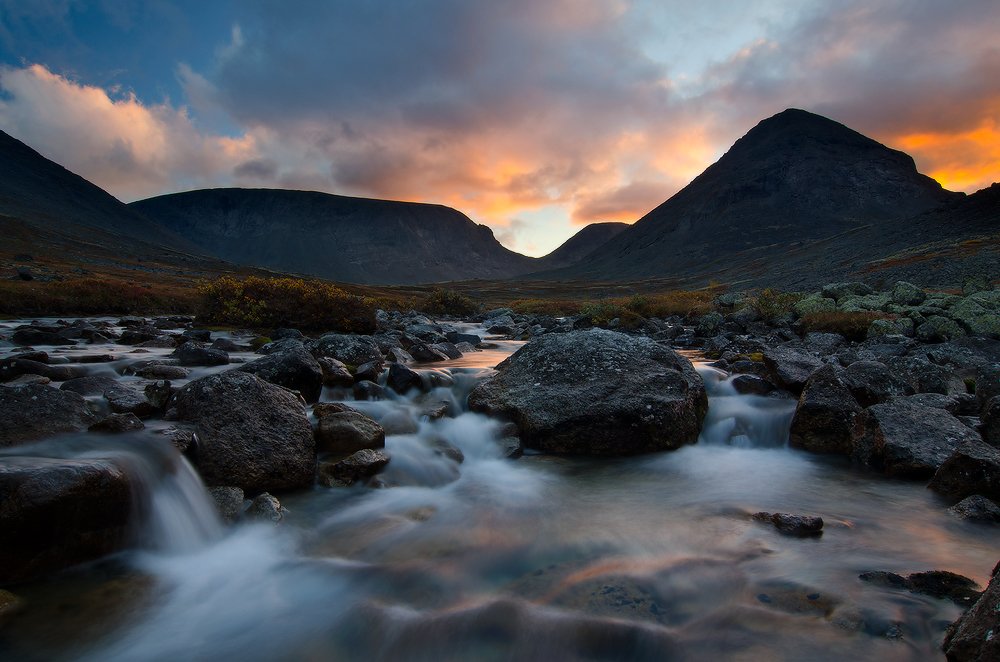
[799,311,893,341]
[0,278,197,316]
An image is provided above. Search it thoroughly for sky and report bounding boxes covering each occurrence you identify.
[0,1,998,257]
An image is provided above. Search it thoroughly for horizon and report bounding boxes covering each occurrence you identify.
[2,1,999,256]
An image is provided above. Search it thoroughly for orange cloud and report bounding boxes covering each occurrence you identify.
[893,119,1000,192]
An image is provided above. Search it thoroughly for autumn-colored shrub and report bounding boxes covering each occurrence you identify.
[509,299,583,316]
[0,278,196,315]
[624,290,716,319]
[197,276,377,333]
[418,288,480,317]
[746,288,803,321]
[799,311,891,341]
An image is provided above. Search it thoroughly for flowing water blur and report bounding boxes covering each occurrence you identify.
[1,321,998,661]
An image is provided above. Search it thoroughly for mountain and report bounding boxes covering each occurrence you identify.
[131,188,540,285]
[0,130,193,250]
[532,109,967,287]
[533,222,628,271]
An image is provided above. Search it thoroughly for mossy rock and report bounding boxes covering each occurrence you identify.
[794,294,836,317]
[916,316,966,342]
[821,282,873,301]
[249,336,272,350]
[868,317,914,339]
[950,292,1000,337]
[891,281,926,306]
[839,293,891,313]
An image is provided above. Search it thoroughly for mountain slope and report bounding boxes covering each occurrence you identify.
[131,188,540,285]
[533,109,964,286]
[534,222,628,271]
[0,130,194,250]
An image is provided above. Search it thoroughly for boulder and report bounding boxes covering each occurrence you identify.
[752,512,823,537]
[387,346,415,364]
[105,383,160,418]
[1,374,51,387]
[239,343,324,402]
[977,363,1000,410]
[730,374,775,396]
[843,360,913,407]
[803,332,844,355]
[793,294,836,317]
[929,440,1000,502]
[352,381,387,400]
[839,293,890,312]
[851,399,982,478]
[353,360,384,384]
[89,413,145,433]
[446,331,482,346]
[172,341,229,367]
[860,570,980,606]
[410,343,450,363]
[0,385,98,446]
[917,316,966,343]
[980,396,1000,447]
[891,281,926,306]
[0,358,87,383]
[948,495,1000,523]
[133,363,190,380]
[387,362,423,394]
[245,492,286,524]
[468,329,707,455]
[308,333,383,367]
[887,356,965,395]
[207,486,244,523]
[317,449,390,487]
[950,291,1000,338]
[313,404,385,455]
[944,563,1000,661]
[430,342,462,359]
[0,456,132,584]
[790,365,861,455]
[210,338,245,352]
[761,346,823,393]
[170,371,315,493]
[821,282,873,300]
[11,327,77,346]
[317,357,355,388]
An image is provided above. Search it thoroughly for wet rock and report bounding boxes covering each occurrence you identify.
[789,365,861,455]
[89,413,145,433]
[353,360,384,384]
[0,385,98,446]
[851,398,981,478]
[387,362,423,394]
[0,456,132,584]
[428,438,464,463]
[143,380,173,411]
[208,486,245,523]
[843,360,913,407]
[409,342,449,363]
[105,383,159,418]
[379,410,419,435]
[944,562,1000,660]
[468,329,707,455]
[60,375,118,396]
[1,374,51,387]
[136,337,177,349]
[1,357,86,383]
[314,404,385,455]
[386,346,415,364]
[948,495,1000,523]
[171,371,315,493]
[887,355,965,396]
[119,325,165,345]
[172,342,229,367]
[245,492,286,523]
[239,343,323,402]
[430,342,462,359]
[982,396,1000,447]
[159,426,196,453]
[133,363,190,380]
[977,363,1000,410]
[752,511,824,536]
[317,356,355,388]
[761,346,823,393]
[182,329,212,343]
[446,331,482,345]
[210,338,245,352]
[308,333,383,367]
[860,570,980,606]
[11,327,77,346]
[929,440,1000,502]
[352,380,387,400]
[272,328,304,341]
[317,449,390,487]
[417,399,451,421]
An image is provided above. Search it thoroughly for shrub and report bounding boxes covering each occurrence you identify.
[799,311,892,341]
[197,276,377,333]
[418,288,480,317]
[623,290,716,319]
[747,288,803,321]
[509,299,583,316]
[0,278,195,315]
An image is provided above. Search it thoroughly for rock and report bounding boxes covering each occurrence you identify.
[314,405,385,455]
[317,449,390,487]
[867,318,914,338]
[60,375,118,396]
[11,327,77,346]
[790,365,861,455]
[134,363,190,380]
[89,413,145,433]
[950,291,1000,338]
[210,338,244,352]
[387,362,423,394]
[0,456,132,584]
[1,374,51,387]
[182,329,212,343]
[843,360,913,407]
[143,380,173,411]
[172,342,229,367]
[943,562,1000,660]
[171,371,315,493]
[981,396,1000,448]
[430,342,462,359]
[0,588,23,622]
[752,511,824,536]
[239,343,324,402]
[428,438,464,463]
[860,570,980,606]
[386,346,415,364]
[0,385,98,446]
[793,293,836,317]
[851,399,982,478]
[761,346,823,393]
[309,333,383,367]
[446,331,482,345]
[352,381,387,400]
[917,316,966,342]
[379,410,419,435]
[696,312,724,336]
[730,374,775,395]
[208,486,244,523]
[272,328,305,341]
[418,399,451,420]
[977,363,1000,410]
[317,357,355,388]
[839,293,891,312]
[900,392,963,415]
[353,360,384,383]
[888,356,965,395]
[948,495,1000,523]
[891,281,926,306]
[929,440,1000,502]
[245,492,286,524]
[803,332,844,354]
[105,383,159,418]
[119,325,165,345]
[822,282,873,300]
[409,343,450,363]
[468,329,707,455]
[0,358,86,382]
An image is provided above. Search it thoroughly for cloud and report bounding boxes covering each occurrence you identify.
[572,180,667,223]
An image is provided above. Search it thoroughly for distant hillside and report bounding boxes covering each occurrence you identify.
[131,188,543,285]
[530,109,972,288]
[533,222,628,271]
[0,130,193,250]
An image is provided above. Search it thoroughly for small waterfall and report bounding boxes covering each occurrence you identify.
[696,365,796,448]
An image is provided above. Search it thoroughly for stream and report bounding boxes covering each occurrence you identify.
[1,321,998,661]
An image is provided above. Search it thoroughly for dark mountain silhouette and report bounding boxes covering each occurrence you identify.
[131,188,542,284]
[533,222,628,271]
[0,130,194,250]
[531,109,970,287]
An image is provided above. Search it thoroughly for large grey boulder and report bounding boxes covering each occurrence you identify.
[170,371,314,492]
[172,342,229,367]
[468,329,707,455]
[0,456,132,584]
[313,403,385,455]
[943,562,1000,661]
[308,333,383,368]
[762,346,823,393]
[842,360,913,407]
[789,365,861,454]
[0,385,97,446]
[929,440,1000,502]
[239,343,324,402]
[851,398,982,478]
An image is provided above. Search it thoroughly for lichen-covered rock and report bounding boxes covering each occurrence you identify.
[239,343,323,402]
[948,495,1000,523]
[950,290,1000,338]
[843,360,913,407]
[821,282,873,301]
[208,486,244,523]
[943,562,1000,660]
[172,342,229,367]
[839,293,891,313]
[317,449,390,487]
[790,365,861,454]
[929,440,1000,502]
[468,329,707,455]
[308,333,383,367]
[0,385,97,446]
[917,316,966,343]
[313,404,386,455]
[761,346,823,393]
[793,293,836,317]
[89,412,145,433]
[245,492,286,524]
[170,371,315,493]
[891,281,926,306]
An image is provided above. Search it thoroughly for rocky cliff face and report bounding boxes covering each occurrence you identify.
[532,109,966,287]
[533,222,628,271]
[131,188,540,285]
